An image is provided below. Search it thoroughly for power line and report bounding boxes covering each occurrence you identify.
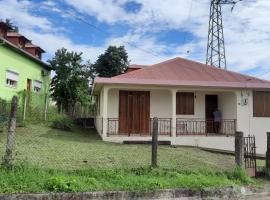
[61,9,161,58]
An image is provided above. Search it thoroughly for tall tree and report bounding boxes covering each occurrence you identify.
[93,46,129,77]
[49,48,91,111]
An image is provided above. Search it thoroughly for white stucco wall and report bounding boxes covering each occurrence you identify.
[150,90,172,118]
[94,88,104,136]
[219,92,237,119]
[236,90,270,154]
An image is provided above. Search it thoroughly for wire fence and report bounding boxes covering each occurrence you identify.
[0,96,236,173]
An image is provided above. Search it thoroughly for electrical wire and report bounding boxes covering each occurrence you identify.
[62,9,161,58]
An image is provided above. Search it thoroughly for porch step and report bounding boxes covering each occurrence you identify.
[123,140,171,145]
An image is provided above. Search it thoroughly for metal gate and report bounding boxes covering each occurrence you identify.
[244,135,257,177]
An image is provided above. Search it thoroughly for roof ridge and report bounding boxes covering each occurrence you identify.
[168,57,270,83]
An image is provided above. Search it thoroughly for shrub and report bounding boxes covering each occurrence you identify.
[50,115,73,131]
[45,176,78,192]
[228,167,253,184]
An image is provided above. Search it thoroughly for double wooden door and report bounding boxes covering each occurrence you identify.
[119,91,150,135]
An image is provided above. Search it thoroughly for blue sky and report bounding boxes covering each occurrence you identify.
[1,0,270,79]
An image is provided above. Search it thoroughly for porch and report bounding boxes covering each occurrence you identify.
[95,86,238,139]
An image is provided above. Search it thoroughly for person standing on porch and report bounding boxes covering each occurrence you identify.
[213,108,221,134]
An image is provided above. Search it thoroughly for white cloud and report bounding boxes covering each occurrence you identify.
[0,0,53,31]
[64,0,270,77]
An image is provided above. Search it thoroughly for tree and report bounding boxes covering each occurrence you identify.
[49,48,91,112]
[93,46,129,77]
[4,19,19,32]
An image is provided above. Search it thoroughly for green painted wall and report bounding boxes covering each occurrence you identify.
[0,44,51,106]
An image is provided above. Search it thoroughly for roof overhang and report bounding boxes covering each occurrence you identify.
[93,77,270,92]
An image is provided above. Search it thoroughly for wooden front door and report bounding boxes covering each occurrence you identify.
[119,91,150,135]
[27,79,32,91]
[205,95,218,133]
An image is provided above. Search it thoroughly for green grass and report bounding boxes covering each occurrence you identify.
[0,165,252,194]
[0,124,235,172]
[0,124,252,193]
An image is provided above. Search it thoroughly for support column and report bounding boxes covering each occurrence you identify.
[171,89,177,138]
[266,132,270,177]
[102,86,109,139]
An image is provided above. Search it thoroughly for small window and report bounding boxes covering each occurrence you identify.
[176,92,194,115]
[33,80,42,93]
[6,70,19,88]
[253,91,270,117]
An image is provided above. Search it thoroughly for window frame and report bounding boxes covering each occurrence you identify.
[33,80,42,93]
[176,92,195,115]
[5,70,19,88]
[253,91,270,117]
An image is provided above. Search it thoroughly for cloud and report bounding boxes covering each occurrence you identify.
[0,0,53,31]
[63,0,270,75]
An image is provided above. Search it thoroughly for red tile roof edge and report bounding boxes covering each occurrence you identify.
[95,77,270,89]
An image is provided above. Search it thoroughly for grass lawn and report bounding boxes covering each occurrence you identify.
[0,124,235,172]
[0,124,253,193]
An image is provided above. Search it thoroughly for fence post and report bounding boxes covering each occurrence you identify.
[266,132,270,177]
[44,93,48,121]
[151,117,158,168]
[23,93,27,121]
[2,96,18,169]
[235,131,244,167]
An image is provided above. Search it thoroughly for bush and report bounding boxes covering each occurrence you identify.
[228,167,253,184]
[45,176,78,192]
[50,115,74,131]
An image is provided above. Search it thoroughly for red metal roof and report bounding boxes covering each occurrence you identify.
[25,43,45,53]
[7,32,30,42]
[94,57,270,89]
[128,64,149,69]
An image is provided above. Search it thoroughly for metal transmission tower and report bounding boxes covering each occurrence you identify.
[206,0,241,69]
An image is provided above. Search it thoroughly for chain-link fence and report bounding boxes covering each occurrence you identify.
[0,95,235,173]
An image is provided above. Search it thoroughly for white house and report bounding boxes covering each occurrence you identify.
[93,57,270,155]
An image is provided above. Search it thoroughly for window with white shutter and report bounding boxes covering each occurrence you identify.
[34,80,42,93]
[6,70,19,88]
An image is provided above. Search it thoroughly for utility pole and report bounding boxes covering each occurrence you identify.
[206,0,241,69]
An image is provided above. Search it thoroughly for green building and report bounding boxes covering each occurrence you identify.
[0,22,51,105]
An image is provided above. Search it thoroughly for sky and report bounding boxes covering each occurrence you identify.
[0,0,270,79]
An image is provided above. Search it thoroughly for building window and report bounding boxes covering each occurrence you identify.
[33,80,42,93]
[6,70,19,88]
[176,92,194,115]
[253,91,270,117]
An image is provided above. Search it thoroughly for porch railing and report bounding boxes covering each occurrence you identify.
[107,118,172,136]
[176,118,236,136]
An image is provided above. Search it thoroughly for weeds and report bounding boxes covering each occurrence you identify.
[0,165,256,194]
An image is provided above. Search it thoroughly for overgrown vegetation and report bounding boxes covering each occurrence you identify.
[0,164,253,194]
[50,114,74,131]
